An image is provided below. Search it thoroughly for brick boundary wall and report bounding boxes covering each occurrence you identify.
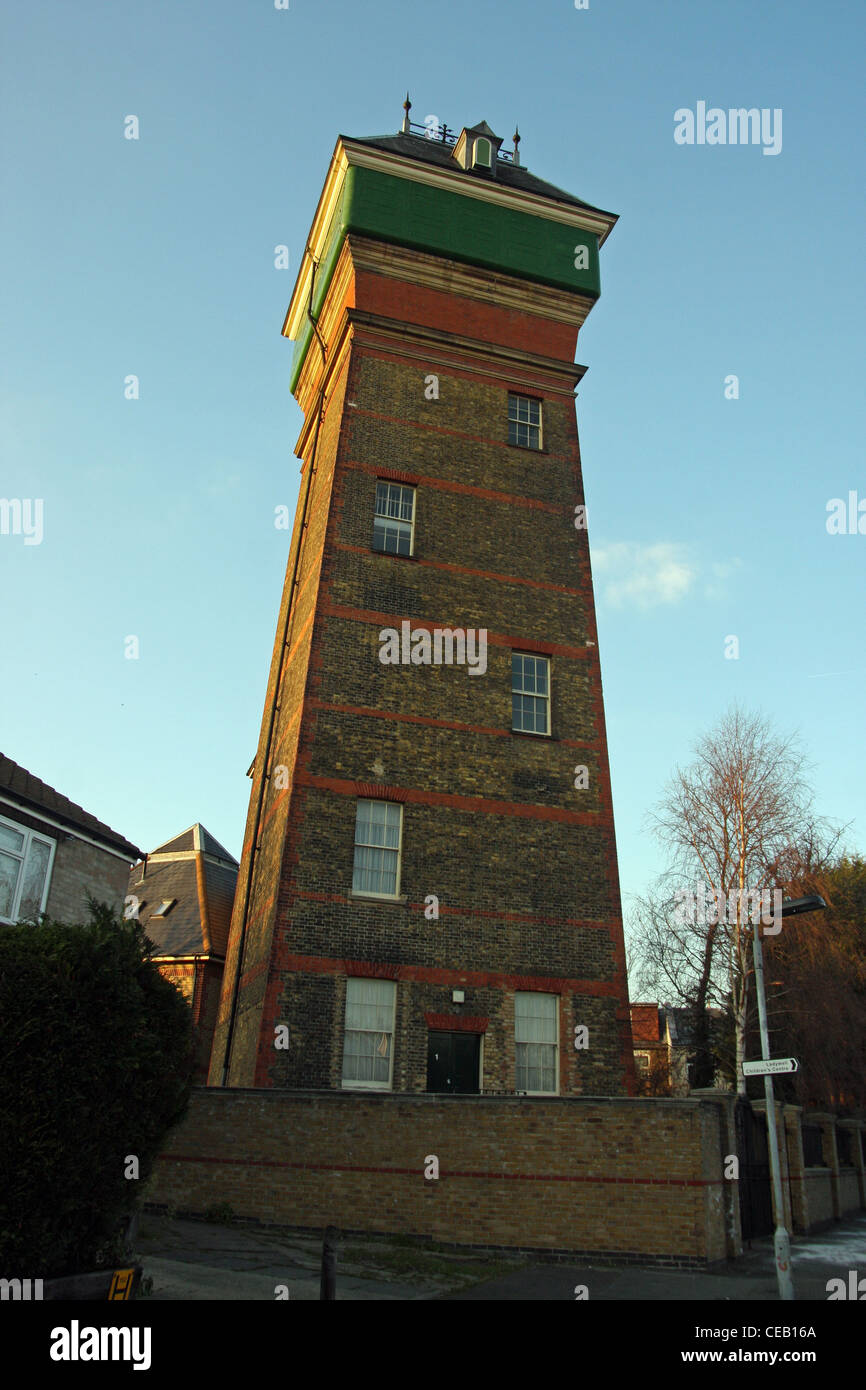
[803,1171,835,1228]
[147,1088,738,1268]
[839,1171,861,1215]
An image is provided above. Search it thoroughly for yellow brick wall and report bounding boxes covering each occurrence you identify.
[149,1088,736,1266]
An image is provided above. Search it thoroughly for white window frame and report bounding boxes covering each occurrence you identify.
[341,977,397,1091]
[372,481,416,557]
[0,813,56,925]
[514,991,559,1096]
[507,393,542,450]
[511,652,550,736]
[351,799,403,900]
[473,136,492,169]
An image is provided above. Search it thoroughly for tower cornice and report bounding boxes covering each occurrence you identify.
[282,136,617,347]
[291,234,591,428]
[346,235,598,329]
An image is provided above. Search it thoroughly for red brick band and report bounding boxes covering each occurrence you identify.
[349,458,569,513]
[296,770,611,827]
[322,603,593,660]
[288,886,619,932]
[424,1013,489,1032]
[309,697,602,749]
[155,1152,723,1189]
[269,952,622,998]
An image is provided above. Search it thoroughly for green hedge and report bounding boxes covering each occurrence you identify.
[0,899,194,1277]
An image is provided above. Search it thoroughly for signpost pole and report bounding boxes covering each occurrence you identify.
[744,894,824,1300]
[751,920,794,1300]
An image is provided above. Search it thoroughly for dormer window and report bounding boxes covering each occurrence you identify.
[452,121,503,174]
[473,137,492,170]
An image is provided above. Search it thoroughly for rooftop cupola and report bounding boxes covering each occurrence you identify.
[453,120,503,175]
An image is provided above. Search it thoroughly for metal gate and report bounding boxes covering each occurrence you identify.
[735,1098,773,1242]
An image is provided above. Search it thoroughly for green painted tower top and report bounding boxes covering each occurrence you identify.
[283,102,617,393]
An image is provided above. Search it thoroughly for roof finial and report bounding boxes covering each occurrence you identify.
[402,92,412,134]
[512,126,521,166]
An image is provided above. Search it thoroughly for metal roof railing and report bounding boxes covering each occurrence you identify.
[407,120,514,161]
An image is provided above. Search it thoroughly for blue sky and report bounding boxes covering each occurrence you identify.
[2,0,863,918]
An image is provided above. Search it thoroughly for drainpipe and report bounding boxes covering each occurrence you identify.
[220,252,328,1086]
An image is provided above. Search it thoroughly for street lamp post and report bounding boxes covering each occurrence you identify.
[750,894,826,1301]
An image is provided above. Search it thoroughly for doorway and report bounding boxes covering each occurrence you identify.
[426,1031,481,1093]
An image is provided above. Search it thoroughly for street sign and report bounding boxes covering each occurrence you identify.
[743,1057,799,1076]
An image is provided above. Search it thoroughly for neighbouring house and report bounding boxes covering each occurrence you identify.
[631,1002,734,1096]
[629,1004,673,1095]
[127,826,238,1082]
[0,752,141,926]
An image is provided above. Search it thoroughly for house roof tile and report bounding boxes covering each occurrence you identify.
[0,752,142,859]
[343,131,615,219]
[128,824,238,958]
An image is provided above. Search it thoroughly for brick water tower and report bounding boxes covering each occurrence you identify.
[210,103,634,1097]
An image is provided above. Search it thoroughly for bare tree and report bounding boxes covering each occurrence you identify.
[760,846,865,1111]
[636,705,820,1093]
[628,877,740,1089]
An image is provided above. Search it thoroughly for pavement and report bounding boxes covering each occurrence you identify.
[135,1209,866,1301]
[449,1213,866,1300]
[135,1213,524,1300]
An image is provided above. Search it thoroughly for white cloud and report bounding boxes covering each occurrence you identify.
[703,558,743,600]
[590,541,697,609]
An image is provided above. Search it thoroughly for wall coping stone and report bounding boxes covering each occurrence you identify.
[192,1085,718,1112]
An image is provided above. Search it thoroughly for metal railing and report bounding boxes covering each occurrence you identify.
[406,121,515,161]
[801,1124,826,1167]
[836,1129,853,1167]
